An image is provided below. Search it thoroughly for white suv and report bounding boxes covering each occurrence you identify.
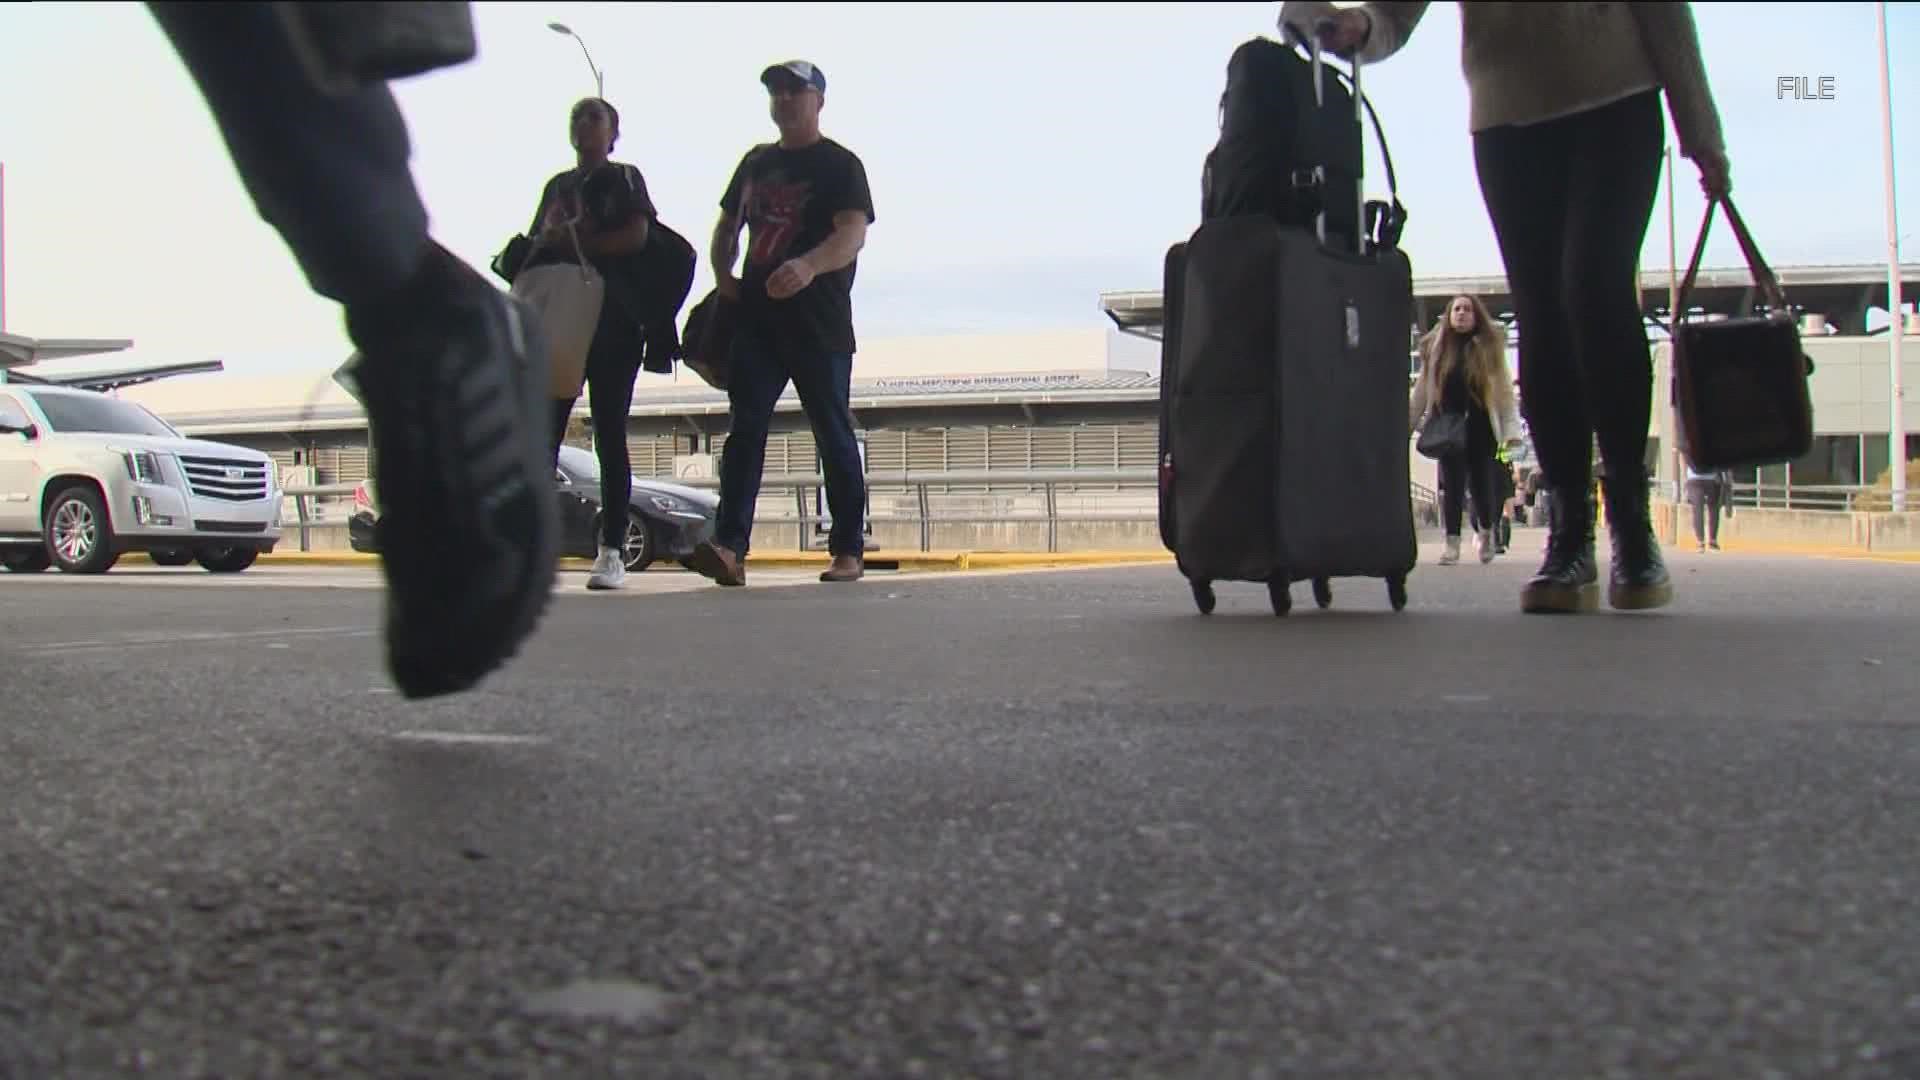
[0,384,282,574]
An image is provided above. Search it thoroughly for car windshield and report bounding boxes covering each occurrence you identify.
[27,391,178,437]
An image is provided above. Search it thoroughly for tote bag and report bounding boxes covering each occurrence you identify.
[1662,195,1815,471]
[509,219,604,400]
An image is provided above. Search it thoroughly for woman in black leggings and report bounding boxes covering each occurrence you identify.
[522,97,658,591]
[1292,1,1730,614]
[1411,294,1522,566]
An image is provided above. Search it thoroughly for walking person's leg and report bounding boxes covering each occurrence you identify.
[1689,484,1708,550]
[789,349,867,581]
[1476,112,1596,612]
[149,1,559,699]
[1560,89,1669,608]
[583,348,643,590]
[686,328,787,587]
[1467,434,1500,564]
[1438,452,1468,565]
[147,2,426,305]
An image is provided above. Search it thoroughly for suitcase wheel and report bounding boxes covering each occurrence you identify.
[1387,575,1409,613]
[1192,580,1217,616]
[1311,578,1333,610]
[1267,579,1291,617]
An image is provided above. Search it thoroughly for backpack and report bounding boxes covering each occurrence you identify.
[601,164,697,375]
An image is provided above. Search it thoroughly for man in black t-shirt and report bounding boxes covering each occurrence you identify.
[685,59,877,587]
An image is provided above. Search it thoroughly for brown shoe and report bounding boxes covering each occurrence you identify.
[686,541,746,587]
[819,555,864,583]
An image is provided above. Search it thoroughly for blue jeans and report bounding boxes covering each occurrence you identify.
[715,327,865,559]
[148,2,429,308]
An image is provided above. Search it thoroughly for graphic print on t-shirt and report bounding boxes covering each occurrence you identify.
[743,174,813,270]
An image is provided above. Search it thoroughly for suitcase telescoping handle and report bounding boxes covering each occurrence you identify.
[1281,19,1369,256]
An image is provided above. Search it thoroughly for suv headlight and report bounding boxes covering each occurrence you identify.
[118,450,163,484]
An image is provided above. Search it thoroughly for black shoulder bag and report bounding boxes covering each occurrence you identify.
[1662,194,1815,471]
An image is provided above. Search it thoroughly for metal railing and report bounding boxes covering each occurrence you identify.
[1725,481,1876,513]
[278,469,1444,554]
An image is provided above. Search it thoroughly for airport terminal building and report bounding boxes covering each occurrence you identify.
[81,261,1920,550]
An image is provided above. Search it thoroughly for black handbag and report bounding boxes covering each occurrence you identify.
[680,289,738,392]
[1664,195,1815,471]
[490,233,532,285]
[1417,410,1468,460]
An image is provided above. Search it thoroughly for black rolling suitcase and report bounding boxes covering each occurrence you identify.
[1158,30,1417,616]
[1156,240,1189,554]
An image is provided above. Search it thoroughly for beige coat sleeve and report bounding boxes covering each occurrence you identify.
[1277,1,1432,64]
[1408,361,1433,435]
[1492,386,1525,446]
[1627,2,1727,160]
[1354,2,1436,65]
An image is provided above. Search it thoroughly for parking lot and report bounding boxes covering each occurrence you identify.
[4,545,1919,1077]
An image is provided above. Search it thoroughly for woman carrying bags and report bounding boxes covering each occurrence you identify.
[516,96,658,592]
[1411,294,1524,566]
[1288,0,1731,614]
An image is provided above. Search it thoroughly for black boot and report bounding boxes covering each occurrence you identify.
[1520,487,1600,614]
[1603,473,1673,611]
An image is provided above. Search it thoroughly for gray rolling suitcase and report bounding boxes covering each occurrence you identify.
[1159,31,1417,616]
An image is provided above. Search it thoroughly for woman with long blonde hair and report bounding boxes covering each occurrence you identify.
[1410,294,1524,565]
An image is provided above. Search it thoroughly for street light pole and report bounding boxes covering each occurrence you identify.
[548,22,604,98]
[1877,0,1906,511]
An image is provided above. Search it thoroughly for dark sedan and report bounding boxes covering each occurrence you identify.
[348,445,717,572]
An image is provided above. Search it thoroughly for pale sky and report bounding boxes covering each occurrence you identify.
[2,1,1915,378]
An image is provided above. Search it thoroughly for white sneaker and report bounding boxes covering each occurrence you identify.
[1439,535,1461,565]
[1477,528,1496,564]
[586,546,626,591]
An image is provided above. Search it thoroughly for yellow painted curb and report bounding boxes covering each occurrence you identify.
[746,552,970,572]
[228,549,1176,572]
[1708,542,1920,564]
[962,551,1175,569]
[160,544,1920,571]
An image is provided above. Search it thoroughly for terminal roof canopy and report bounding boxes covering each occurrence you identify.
[0,331,135,367]
[0,332,228,392]
[1100,262,1920,341]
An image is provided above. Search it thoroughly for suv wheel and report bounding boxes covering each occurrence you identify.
[45,485,119,574]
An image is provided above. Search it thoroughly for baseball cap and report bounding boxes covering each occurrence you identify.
[760,60,827,94]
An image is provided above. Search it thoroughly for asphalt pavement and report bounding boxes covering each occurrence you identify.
[3,540,1918,1078]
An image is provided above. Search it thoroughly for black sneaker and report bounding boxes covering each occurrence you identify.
[342,243,560,699]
